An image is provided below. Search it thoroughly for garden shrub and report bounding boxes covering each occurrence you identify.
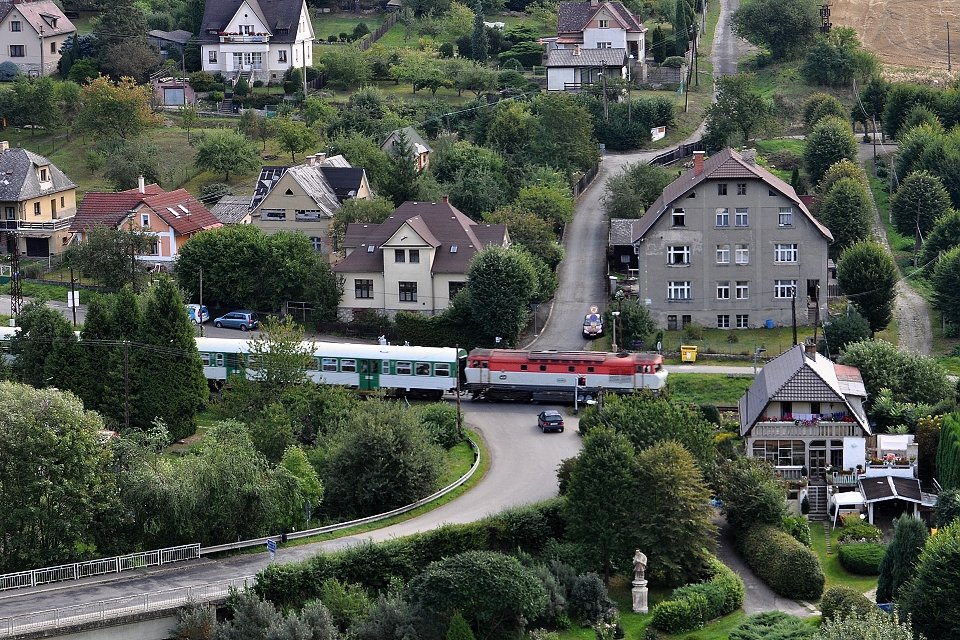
[837,542,886,575]
[819,585,874,621]
[667,557,745,623]
[188,71,215,91]
[739,525,825,600]
[487,503,550,553]
[837,518,882,543]
[727,611,814,640]
[651,595,705,634]
[783,516,812,547]
[319,578,371,632]
[567,572,612,623]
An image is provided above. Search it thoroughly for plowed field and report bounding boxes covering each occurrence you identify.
[830,0,958,72]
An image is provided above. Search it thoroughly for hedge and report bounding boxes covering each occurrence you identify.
[837,519,882,544]
[651,556,745,633]
[738,524,825,600]
[255,499,565,608]
[837,542,886,575]
[819,585,874,622]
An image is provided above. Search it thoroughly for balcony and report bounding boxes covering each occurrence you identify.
[219,34,269,43]
[751,421,862,439]
[0,216,74,234]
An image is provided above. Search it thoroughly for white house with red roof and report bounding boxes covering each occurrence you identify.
[71,179,222,263]
[0,0,75,77]
[545,0,646,90]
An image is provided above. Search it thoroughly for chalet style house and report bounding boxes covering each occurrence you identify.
[0,142,76,257]
[0,0,75,77]
[333,199,509,319]
[630,148,833,330]
[199,0,314,82]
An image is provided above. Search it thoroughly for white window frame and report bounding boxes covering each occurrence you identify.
[340,359,357,373]
[779,207,793,227]
[140,213,150,227]
[278,50,287,63]
[208,50,217,63]
[716,245,730,264]
[736,281,749,300]
[736,314,749,329]
[671,208,685,227]
[717,281,730,299]
[598,19,609,28]
[434,363,451,377]
[717,314,730,329]
[667,281,691,300]
[715,207,729,227]
[396,361,412,375]
[774,279,797,299]
[667,245,691,265]
[735,207,749,227]
[735,245,749,265]
[774,243,798,263]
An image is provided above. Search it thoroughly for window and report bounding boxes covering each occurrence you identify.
[309,236,323,252]
[735,281,749,299]
[717,281,730,299]
[262,209,285,221]
[716,245,730,264]
[752,440,805,466]
[10,45,24,57]
[33,202,40,216]
[434,363,451,377]
[340,359,357,373]
[201,353,211,366]
[414,362,430,376]
[736,314,749,328]
[295,210,324,221]
[11,20,21,31]
[39,168,48,182]
[717,314,730,329]
[355,279,373,299]
[409,249,420,263]
[209,50,217,63]
[597,41,613,48]
[735,207,749,227]
[396,361,412,375]
[140,213,150,227]
[395,249,405,263]
[717,183,727,195]
[449,281,465,298]
[671,208,685,227]
[382,360,390,374]
[775,279,797,298]
[216,353,224,367]
[735,244,749,264]
[322,358,338,372]
[769,189,777,196]
[667,245,690,265]
[399,281,417,302]
[598,19,609,27]
[736,183,747,195]
[778,207,793,227]
[50,41,56,54]
[50,199,56,217]
[667,281,691,300]
[278,50,287,63]
[4,206,13,220]
[774,243,798,263]
[715,207,729,227]
[60,196,64,208]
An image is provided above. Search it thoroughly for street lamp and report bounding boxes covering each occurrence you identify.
[752,346,766,375]
[530,303,540,336]
[611,310,620,353]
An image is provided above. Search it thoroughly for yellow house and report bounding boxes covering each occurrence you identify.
[249,153,371,255]
[0,141,77,257]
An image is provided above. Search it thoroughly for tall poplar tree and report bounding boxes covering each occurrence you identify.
[471,0,488,62]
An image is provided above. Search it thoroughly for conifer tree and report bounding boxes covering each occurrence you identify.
[471,0,488,62]
[876,515,929,603]
[446,611,476,640]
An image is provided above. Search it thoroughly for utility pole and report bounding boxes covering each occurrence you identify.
[8,232,22,321]
[199,266,204,337]
[39,26,44,76]
[123,340,130,431]
[455,344,463,438]
[600,61,609,122]
[949,22,953,72]
[302,40,308,98]
[791,285,798,346]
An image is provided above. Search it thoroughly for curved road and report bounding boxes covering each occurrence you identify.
[0,403,582,618]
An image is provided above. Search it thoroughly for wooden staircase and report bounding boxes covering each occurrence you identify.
[806,485,828,521]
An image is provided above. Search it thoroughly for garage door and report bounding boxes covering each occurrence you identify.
[163,88,185,105]
[25,237,49,257]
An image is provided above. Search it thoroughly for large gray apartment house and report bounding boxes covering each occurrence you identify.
[629,147,833,330]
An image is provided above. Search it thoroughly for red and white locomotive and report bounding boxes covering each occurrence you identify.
[464,349,667,401]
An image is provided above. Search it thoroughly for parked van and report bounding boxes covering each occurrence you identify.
[185,304,210,324]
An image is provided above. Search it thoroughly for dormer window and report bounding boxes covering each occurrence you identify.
[598,19,609,28]
[38,167,49,182]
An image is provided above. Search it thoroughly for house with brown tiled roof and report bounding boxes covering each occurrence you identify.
[545,0,646,90]
[628,147,833,331]
[71,179,222,263]
[0,0,75,76]
[333,198,510,319]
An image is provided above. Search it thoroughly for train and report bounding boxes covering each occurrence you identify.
[0,326,668,401]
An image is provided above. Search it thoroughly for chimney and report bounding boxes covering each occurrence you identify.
[0,141,8,153]
[804,340,817,359]
[306,154,316,167]
[441,195,449,203]
[316,152,326,163]
[573,44,581,56]
[590,0,599,6]
[741,149,757,165]
[692,151,705,176]
[138,175,145,194]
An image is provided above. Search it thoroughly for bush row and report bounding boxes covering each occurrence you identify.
[737,524,825,600]
[650,556,746,633]
[254,499,566,609]
[837,542,886,575]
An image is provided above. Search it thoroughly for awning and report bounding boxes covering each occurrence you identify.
[859,476,923,504]
[830,490,865,529]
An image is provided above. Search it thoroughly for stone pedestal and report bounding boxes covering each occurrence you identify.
[631,579,648,614]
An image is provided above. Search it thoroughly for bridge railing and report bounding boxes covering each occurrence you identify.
[0,575,253,638]
[0,545,201,592]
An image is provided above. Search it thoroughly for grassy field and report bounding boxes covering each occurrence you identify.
[811,522,880,593]
[750,60,856,134]
[311,11,387,42]
[661,326,817,358]
[668,372,754,406]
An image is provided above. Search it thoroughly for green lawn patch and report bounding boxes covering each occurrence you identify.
[661,326,816,358]
[668,373,754,406]
[71,11,98,35]
[755,138,806,156]
[311,11,386,43]
[811,522,879,593]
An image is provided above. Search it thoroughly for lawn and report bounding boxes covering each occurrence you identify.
[668,372,754,406]
[71,11,98,35]
[661,326,817,358]
[810,522,880,594]
[311,11,386,43]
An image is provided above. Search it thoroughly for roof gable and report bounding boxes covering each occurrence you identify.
[632,148,833,243]
[141,189,222,235]
[0,147,76,202]
[199,0,306,43]
[8,1,76,37]
[557,1,643,33]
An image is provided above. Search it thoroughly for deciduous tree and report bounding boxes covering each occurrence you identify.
[603,161,673,218]
[194,129,261,181]
[464,246,537,346]
[331,196,395,252]
[932,246,960,328]
[275,117,317,162]
[803,116,857,185]
[919,209,960,273]
[819,177,873,257]
[65,225,153,289]
[800,27,878,87]
[76,75,156,140]
[732,0,819,60]
[704,74,770,146]
[819,308,871,357]
[898,521,960,640]
[838,340,953,406]
[836,241,897,334]
[891,170,951,241]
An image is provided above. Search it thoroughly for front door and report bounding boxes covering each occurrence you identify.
[359,359,379,391]
[809,448,827,477]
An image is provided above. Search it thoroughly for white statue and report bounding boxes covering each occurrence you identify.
[632,550,647,582]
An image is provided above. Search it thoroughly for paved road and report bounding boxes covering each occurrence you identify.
[0,403,582,618]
